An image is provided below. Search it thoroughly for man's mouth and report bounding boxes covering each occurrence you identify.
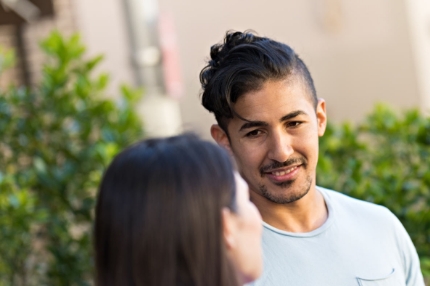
[263,164,302,183]
[260,157,307,174]
[260,157,307,183]
[270,165,300,176]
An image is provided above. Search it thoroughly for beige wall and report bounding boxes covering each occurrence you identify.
[72,0,135,99]
[158,0,421,139]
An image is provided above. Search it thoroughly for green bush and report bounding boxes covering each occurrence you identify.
[0,31,144,285]
[0,174,47,285]
[317,104,430,280]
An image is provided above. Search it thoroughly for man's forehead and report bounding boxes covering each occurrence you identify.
[233,91,312,119]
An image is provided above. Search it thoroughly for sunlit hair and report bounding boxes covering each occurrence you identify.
[200,30,317,132]
[94,134,239,286]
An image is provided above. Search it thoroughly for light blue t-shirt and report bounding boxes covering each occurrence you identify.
[248,187,425,286]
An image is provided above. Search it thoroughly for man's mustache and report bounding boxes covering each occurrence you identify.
[260,157,308,174]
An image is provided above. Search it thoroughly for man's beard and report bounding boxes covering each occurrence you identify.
[258,176,312,204]
[258,156,312,204]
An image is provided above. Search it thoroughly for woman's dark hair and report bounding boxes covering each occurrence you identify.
[94,134,239,286]
[200,30,317,132]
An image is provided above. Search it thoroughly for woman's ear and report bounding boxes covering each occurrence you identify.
[222,207,237,250]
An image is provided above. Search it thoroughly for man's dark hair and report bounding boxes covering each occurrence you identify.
[95,134,239,286]
[200,30,317,132]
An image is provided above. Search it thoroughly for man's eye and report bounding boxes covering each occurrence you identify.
[287,121,302,127]
[246,130,261,137]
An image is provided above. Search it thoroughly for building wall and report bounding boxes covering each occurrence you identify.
[0,25,19,87]
[23,0,76,85]
[0,0,136,99]
[0,0,76,88]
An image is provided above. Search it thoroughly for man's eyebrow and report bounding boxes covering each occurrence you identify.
[238,110,308,132]
[239,121,268,132]
[280,110,307,122]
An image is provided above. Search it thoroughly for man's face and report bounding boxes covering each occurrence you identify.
[211,78,327,204]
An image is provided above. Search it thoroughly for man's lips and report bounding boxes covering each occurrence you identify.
[263,164,302,182]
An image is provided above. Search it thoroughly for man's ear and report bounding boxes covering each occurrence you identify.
[222,207,237,250]
[211,124,233,155]
[316,98,327,137]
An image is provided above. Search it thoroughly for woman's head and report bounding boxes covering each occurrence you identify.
[94,134,262,286]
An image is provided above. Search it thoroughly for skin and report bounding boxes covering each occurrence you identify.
[213,78,328,233]
[223,173,263,284]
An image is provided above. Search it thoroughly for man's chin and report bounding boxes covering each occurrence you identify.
[262,189,308,204]
[259,177,312,204]
[273,179,295,188]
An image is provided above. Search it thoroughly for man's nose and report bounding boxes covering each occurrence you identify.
[267,132,294,162]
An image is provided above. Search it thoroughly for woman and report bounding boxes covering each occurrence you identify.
[94,134,262,286]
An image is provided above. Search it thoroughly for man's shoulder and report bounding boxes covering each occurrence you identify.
[317,186,397,224]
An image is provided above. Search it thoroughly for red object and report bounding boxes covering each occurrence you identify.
[158,11,183,99]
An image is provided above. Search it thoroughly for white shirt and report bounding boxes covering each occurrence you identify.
[247,187,425,286]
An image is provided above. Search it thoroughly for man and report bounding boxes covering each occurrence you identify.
[200,31,424,286]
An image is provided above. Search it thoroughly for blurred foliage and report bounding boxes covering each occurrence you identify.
[0,174,47,285]
[317,104,430,281]
[0,31,144,285]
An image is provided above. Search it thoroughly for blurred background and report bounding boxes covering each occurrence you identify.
[1,0,430,137]
[0,0,429,285]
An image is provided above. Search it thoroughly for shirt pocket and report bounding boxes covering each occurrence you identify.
[356,268,404,286]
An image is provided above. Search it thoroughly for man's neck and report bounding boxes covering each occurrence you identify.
[251,187,328,233]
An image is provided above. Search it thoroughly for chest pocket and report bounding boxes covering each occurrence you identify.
[356,268,404,286]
